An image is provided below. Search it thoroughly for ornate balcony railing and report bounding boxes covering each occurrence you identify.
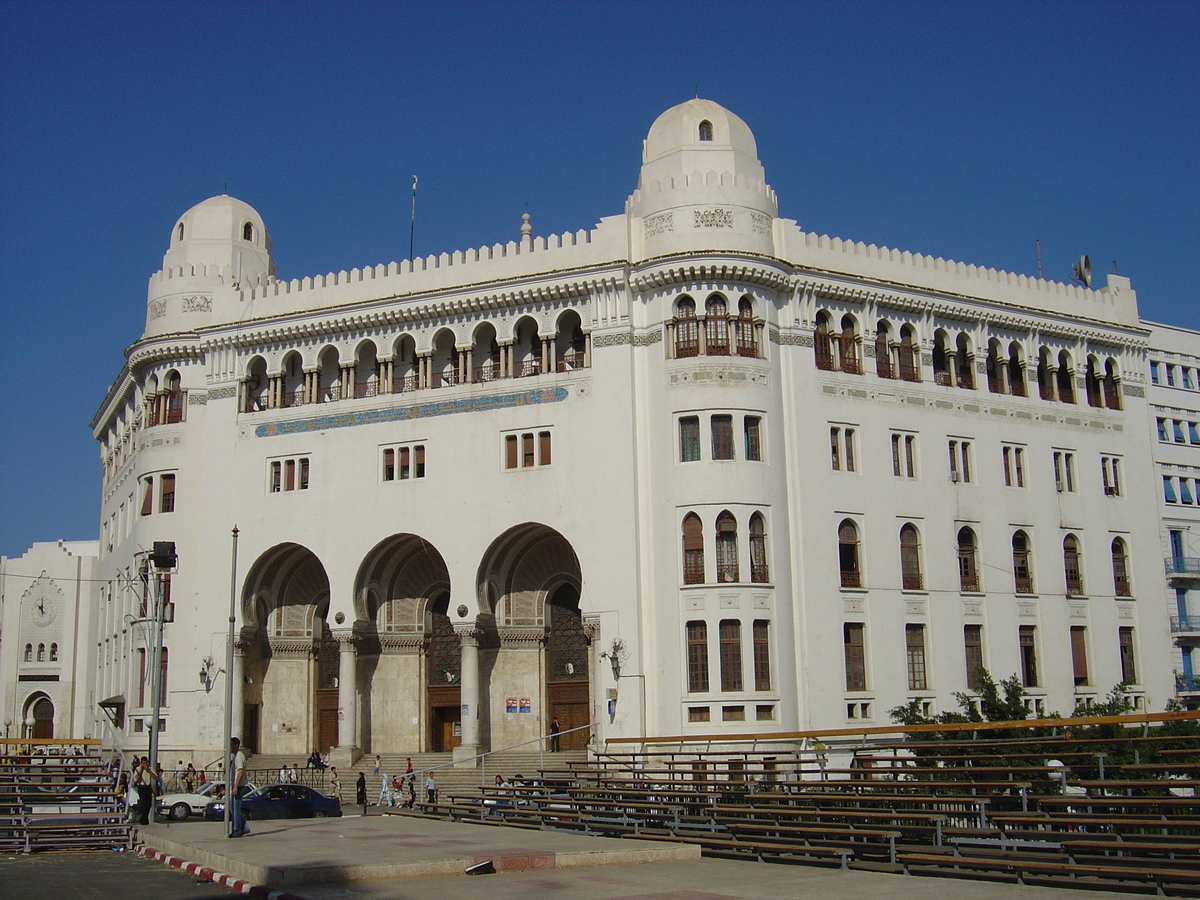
[1171,615,1200,634]
[281,390,305,408]
[354,381,380,399]
[392,374,417,394]
[1176,673,1200,692]
[1165,557,1200,576]
[555,352,588,372]
[683,562,704,585]
[750,564,769,584]
[902,573,924,591]
[840,571,861,589]
[959,575,979,593]
[474,363,502,383]
[516,360,541,378]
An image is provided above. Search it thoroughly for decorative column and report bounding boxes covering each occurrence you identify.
[584,333,592,368]
[330,634,360,767]
[453,627,480,766]
[501,342,513,379]
[540,336,549,374]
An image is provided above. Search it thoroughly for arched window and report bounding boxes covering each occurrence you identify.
[1085,357,1103,408]
[704,295,729,356]
[955,334,975,389]
[736,298,757,357]
[24,644,32,663]
[37,643,46,662]
[1057,350,1076,403]
[1111,538,1131,597]
[682,514,705,584]
[838,520,861,588]
[933,332,951,385]
[715,511,739,583]
[839,316,860,374]
[957,527,979,592]
[986,340,1005,394]
[749,513,768,583]
[698,120,713,142]
[1104,359,1122,410]
[675,297,699,358]
[875,322,894,379]
[1037,348,1055,401]
[814,312,834,371]
[49,643,58,662]
[899,524,923,590]
[176,222,184,242]
[1063,534,1083,596]
[242,221,254,242]
[897,326,919,382]
[1012,531,1033,593]
[1007,342,1026,397]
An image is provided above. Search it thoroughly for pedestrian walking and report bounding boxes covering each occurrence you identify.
[549,716,561,752]
[133,757,153,825]
[377,767,392,806]
[424,772,437,805]
[229,737,249,837]
[356,771,367,807]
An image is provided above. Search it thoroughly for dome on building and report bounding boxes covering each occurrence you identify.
[159,193,275,283]
[642,98,760,168]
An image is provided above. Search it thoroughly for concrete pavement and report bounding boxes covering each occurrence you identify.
[135,813,1129,900]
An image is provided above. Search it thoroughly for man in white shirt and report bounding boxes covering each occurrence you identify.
[377,768,392,806]
[229,737,248,837]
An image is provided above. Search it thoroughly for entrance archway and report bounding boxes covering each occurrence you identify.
[546,585,591,750]
[241,543,331,756]
[27,695,54,740]
[426,593,461,751]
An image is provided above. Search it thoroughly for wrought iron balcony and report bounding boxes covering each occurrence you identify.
[1176,673,1200,693]
[1165,557,1200,576]
[1170,615,1200,635]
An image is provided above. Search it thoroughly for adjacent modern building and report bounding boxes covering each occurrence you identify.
[9,98,1189,762]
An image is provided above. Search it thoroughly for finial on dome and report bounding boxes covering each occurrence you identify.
[520,208,532,241]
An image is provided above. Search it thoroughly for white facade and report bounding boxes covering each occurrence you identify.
[76,99,1186,764]
[0,540,99,741]
[1146,323,1200,708]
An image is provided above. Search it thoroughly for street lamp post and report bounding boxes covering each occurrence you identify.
[146,541,176,822]
[224,527,239,838]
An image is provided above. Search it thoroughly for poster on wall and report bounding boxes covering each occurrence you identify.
[506,698,518,714]
[519,698,531,713]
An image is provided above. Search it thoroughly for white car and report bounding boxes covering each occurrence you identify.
[157,779,255,820]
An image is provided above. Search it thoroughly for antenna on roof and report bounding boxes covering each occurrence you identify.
[409,176,418,261]
[223,182,228,195]
[694,84,699,99]
[1036,240,1043,279]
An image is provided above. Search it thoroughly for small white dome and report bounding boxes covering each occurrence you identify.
[642,98,759,166]
[161,194,274,281]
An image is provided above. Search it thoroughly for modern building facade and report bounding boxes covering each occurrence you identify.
[74,99,1185,765]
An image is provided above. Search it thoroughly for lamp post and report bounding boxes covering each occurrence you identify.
[224,527,239,839]
[145,541,176,821]
[3,718,10,738]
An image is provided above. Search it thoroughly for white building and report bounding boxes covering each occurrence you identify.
[1145,323,1200,708]
[0,540,99,741]
[78,99,1184,765]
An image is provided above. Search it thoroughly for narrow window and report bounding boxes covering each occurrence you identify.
[1065,452,1076,491]
[906,435,916,477]
[506,434,518,469]
[1070,626,1089,686]
[957,527,978,591]
[242,221,254,241]
[1164,475,1178,503]
[159,474,175,513]
[899,524,922,590]
[682,514,705,584]
[141,477,154,515]
[838,520,861,588]
[892,433,902,477]
[522,433,535,467]
[1019,625,1038,687]
[744,416,761,461]
[719,620,743,692]
[686,621,709,692]
[960,441,971,482]
[1175,420,1187,443]
[1150,361,1160,384]
[24,644,33,663]
[284,459,295,491]
[964,624,983,691]
[948,440,959,481]
[844,428,856,471]
[906,624,927,691]
[749,514,768,583]
[680,416,700,462]
[414,444,426,477]
[844,623,866,691]
[49,643,58,662]
[298,458,309,489]
[715,511,739,583]
[698,119,713,141]
[831,427,841,470]
[1118,627,1137,683]
[176,222,184,242]
[538,431,551,465]
[711,415,734,459]
[1111,538,1131,597]
[1012,531,1033,593]
[1063,534,1083,596]
[271,461,281,493]
[36,643,45,662]
[1014,447,1025,487]
[1158,418,1169,442]
[383,448,395,481]
[675,298,698,357]
[1184,479,1196,505]
[753,620,771,691]
[1003,446,1012,486]
[705,296,730,356]
[1102,456,1121,496]
[1189,422,1200,445]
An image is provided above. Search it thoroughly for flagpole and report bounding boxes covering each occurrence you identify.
[409,176,418,261]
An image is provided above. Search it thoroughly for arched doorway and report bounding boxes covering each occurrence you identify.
[546,585,591,749]
[240,544,331,756]
[426,593,461,751]
[28,696,54,740]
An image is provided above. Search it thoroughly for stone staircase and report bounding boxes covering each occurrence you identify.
[245,749,587,806]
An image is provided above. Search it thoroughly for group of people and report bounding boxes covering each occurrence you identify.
[277,762,304,784]
[306,748,330,768]
[362,756,437,808]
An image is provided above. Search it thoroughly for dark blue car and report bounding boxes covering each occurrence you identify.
[204,783,341,820]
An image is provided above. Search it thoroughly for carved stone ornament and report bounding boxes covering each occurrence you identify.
[148,300,167,320]
[644,212,674,237]
[694,208,734,229]
[497,627,543,647]
[181,295,212,313]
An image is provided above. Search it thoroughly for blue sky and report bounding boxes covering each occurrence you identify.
[1,0,1197,558]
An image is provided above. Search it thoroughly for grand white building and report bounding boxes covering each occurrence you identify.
[15,98,1186,762]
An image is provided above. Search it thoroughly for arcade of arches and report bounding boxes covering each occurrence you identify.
[234,525,595,759]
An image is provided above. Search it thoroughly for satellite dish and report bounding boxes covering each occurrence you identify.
[1071,254,1092,287]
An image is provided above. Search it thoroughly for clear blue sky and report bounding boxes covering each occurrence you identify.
[1,0,1197,559]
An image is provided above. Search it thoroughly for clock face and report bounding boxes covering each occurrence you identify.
[30,591,57,627]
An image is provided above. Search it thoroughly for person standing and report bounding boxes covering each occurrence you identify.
[355,771,367,808]
[329,766,340,799]
[133,757,153,825]
[377,766,391,806]
[549,716,561,752]
[424,772,437,805]
[174,760,185,791]
[405,757,414,785]
[184,762,197,793]
[278,763,289,784]
[229,737,248,837]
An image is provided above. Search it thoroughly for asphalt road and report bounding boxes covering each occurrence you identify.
[0,849,238,900]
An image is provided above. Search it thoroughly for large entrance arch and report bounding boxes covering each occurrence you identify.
[241,544,331,756]
[355,534,452,752]
[25,694,54,740]
[477,524,592,751]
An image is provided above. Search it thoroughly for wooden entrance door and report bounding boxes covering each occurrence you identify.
[314,620,339,752]
[30,698,54,740]
[316,690,339,752]
[546,594,591,750]
[430,701,461,752]
[547,681,590,750]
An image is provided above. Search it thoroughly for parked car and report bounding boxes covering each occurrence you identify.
[157,780,255,821]
[204,783,341,821]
